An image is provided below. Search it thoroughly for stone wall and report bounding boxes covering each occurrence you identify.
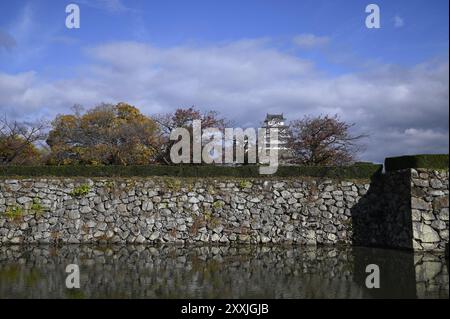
[0,177,370,246]
[352,168,449,251]
[0,168,448,250]
[351,169,413,249]
[411,169,449,251]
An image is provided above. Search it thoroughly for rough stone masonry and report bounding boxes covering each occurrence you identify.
[0,168,448,251]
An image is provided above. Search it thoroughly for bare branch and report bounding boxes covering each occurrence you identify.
[288,114,368,166]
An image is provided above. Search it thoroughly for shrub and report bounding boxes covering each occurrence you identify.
[385,154,449,172]
[0,163,383,179]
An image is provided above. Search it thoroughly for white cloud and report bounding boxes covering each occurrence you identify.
[394,15,405,28]
[0,40,448,163]
[292,34,330,49]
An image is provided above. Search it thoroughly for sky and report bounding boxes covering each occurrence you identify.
[0,0,448,163]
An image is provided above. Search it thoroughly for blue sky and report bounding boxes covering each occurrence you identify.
[0,0,448,162]
[1,0,448,73]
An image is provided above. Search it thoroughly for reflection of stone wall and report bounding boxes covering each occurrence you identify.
[414,252,449,299]
[0,169,448,251]
[0,245,447,299]
[0,245,367,299]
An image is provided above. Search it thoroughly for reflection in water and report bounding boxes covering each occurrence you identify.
[0,245,448,299]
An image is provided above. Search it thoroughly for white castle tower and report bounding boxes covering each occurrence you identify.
[262,114,289,150]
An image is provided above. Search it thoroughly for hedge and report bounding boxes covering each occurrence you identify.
[0,163,382,179]
[385,154,449,172]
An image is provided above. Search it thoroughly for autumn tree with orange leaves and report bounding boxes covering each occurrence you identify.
[46,103,161,165]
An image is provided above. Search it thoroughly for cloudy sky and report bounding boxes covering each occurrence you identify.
[0,0,448,163]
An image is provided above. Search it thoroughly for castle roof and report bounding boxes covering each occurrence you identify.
[265,113,285,121]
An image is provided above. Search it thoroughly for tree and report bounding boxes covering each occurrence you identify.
[154,106,229,164]
[46,103,161,165]
[0,116,47,165]
[288,114,367,166]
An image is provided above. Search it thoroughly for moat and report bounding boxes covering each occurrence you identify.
[0,245,448,299]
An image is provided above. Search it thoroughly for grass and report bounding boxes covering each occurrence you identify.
[165,178,182,191]
[5,205,24,222]
[30,198,44,216]
[70,184,91,197]
[212,200,224,209]
[239,180,252,189]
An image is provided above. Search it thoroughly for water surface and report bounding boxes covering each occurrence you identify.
[0,245,447,299]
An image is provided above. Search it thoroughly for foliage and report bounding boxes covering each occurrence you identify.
[0,116,47,165]
[5,205,24,221]
[212,201,224,209]
[154,106,229,164]
[165,178,181,191]
[288,114,367,166]
[0,163,382,179]
[3,103,374,168]
[70,184,91,197]
[46,103,161,165]
[238,180,252,188]
[103,180,116,191]
[30,198,44,216]
[385,154,449,171]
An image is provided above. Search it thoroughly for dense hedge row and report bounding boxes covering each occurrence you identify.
[2,154,447,178]
[385,154,449,172]
[0,163,383,179]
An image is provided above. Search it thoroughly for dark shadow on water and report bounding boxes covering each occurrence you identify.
[353,246,416,298]
[0,244,447,299]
